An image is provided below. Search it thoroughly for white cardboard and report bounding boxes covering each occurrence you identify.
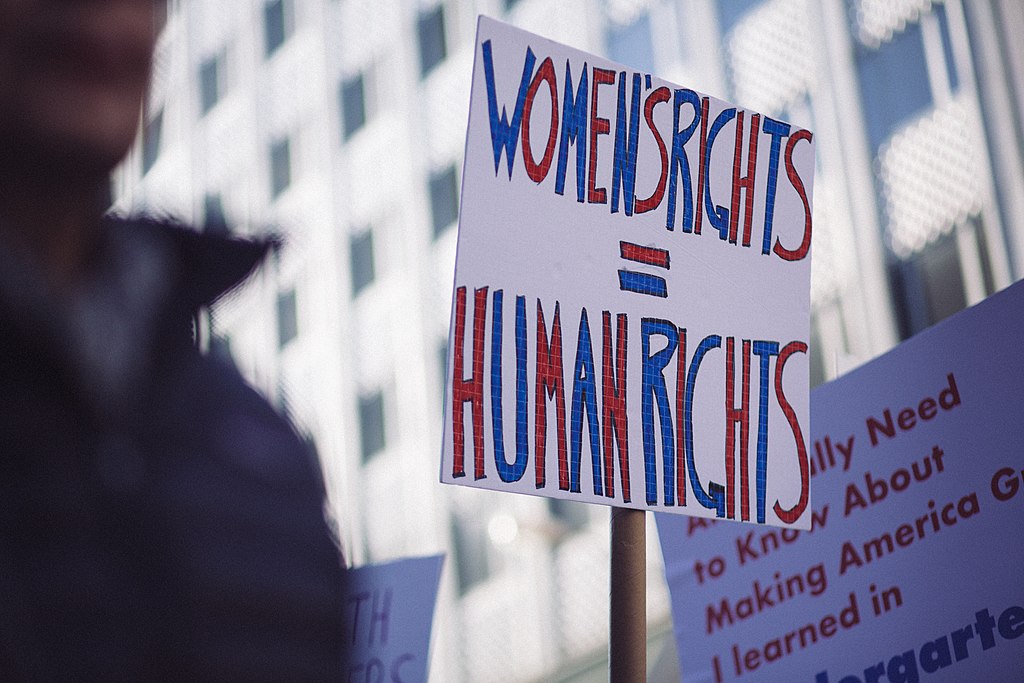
[442,17,815,528]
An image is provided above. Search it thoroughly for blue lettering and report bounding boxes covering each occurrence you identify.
[555,60,589,201]
[482,41,536,179]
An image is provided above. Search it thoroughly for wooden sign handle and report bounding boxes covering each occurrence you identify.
[610,507,646,681]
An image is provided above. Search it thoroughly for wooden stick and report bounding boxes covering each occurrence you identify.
[609,506,646,681]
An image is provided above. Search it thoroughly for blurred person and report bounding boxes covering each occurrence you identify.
[0,0,346,679]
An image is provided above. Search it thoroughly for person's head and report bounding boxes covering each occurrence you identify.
[0,0,159,182]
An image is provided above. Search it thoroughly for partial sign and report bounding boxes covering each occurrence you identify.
[441,17,815,528]
[345,555,444,682]
[657,281,1024,681]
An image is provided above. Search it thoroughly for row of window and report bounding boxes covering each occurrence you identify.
[345,165,457,297]
[198,0,290,121]
[275,289,386,463]
[340,4,449,143]
[197,2,451,136]
[145,2,453,187]
[140,0,288,172]
[153,142,450,265]
[273,283,388,465]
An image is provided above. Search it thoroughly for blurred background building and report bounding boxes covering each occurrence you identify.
[112,0,1024,680]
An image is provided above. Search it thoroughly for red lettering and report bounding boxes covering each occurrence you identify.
[587,67,616,203]
[730,111,760,246]
[535,300,567,489]
[773,128,812,261]
[452,286,488,479]
[694,96,710,234]
[773,341,809,524]
[521,57,559,183]
[635,86,671,213]
[674,328,689,506]
[601,311,629,501]
[726,337,751,520]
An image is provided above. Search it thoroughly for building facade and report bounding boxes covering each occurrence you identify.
[113,0,1023,680]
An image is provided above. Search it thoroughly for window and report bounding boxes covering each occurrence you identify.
[417,5,447,77]
[340,73,366,140]
[210,334,233,363]
[438,340,448,407]
[607,11,655,73]
[349,229,375,295]
[142,108,163,174]
[890,232,966,339]
[264,0,290,57]
[809,320,826,388]
[358,390,386,462]
[270,137,291,198]
[450,515,490,594]
[716,0,764,36]
[203,193,228,235]
[856,21,932,154]
[199,52,224,115]
[547,497,589,534]
[277,287,298,348]
[934,3,959,92]
[429,165,459,237]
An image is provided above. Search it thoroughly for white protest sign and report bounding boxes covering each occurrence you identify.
[656,281,1024,681]
[344,555,444,682]
[441,17,815,528]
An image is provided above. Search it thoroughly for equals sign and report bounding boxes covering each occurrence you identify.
[618,241,670,298]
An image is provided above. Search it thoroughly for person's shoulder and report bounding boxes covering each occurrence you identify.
[161,349,324,492]
[109,215,279,310]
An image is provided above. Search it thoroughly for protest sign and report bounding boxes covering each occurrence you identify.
[345,555,444,682]
[656,281,1024,681]
[441,16,815,528]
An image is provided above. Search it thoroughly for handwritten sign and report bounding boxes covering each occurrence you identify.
[345,555,444,683]
[656,281,1024,681]
[441,16,815,528]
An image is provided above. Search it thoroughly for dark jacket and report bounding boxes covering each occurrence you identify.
[0,218,345,681]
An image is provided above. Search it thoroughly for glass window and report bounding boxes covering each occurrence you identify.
[607,11,655,73]
[142,108,163,174]
[547,497,589,534]
[340,73,366,141]
[210,334,233,363]
[417,5,447,77]
[717,0,764,37]
[358,390,386,462]
[277,287,298,348]
[934,3,959,92]
[891,232,966,338]
[973,217,995,297]
[918,235,967,326]
[270,137,291,198]
[429,165,459,238]
[856,21,933,153]
[350,229,375,295]
[450,516,490,594]
[264,0,289,57]
[203,193,228,235]
[438,340,448,407]
[809,319,826,388]
[199,53,222,115]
